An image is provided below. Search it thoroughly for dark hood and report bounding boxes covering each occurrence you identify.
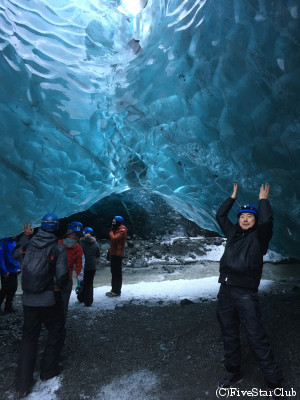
[29,228,58,249]
[81,236,96,244]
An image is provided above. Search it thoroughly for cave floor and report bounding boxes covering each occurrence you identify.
[1,262,300,400]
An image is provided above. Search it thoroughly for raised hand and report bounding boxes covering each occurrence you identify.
[259,183,270,200]
[231,183,238,199]
[22,222,34,235]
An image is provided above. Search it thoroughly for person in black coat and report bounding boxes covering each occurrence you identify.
[13,214,69,397]
[216,183,283,394]
[77,227,100,307]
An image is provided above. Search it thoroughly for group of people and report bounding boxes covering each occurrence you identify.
[0,183,284,399]
[0,214,127,397]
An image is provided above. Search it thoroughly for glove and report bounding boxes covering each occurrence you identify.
[75,281,82,295]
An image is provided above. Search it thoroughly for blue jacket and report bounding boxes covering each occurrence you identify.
[0,238,21,274]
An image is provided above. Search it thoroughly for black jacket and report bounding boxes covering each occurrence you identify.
[80,236,100,271]
[14,229,69,306]
[216,197,273,290]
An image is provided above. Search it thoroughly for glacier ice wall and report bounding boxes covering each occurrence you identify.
[0,0,299,257]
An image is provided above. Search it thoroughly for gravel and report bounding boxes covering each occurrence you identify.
[1,288,299,400]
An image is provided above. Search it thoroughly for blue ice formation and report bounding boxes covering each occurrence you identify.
[0,1,299,257]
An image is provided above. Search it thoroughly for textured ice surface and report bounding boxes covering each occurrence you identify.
[0,1,299,257]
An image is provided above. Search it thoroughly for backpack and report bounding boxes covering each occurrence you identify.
[22,243,57,293]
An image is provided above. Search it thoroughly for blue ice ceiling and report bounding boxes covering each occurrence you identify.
[0,0,299,257]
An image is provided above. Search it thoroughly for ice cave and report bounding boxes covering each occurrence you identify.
[0,0,299,257]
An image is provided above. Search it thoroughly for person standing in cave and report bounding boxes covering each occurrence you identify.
[58,221,85,321]
[106,216,127,297]
[0,236,20,314]
[14,215,69,397]
[215,183,283,396]
[77,227,100,307]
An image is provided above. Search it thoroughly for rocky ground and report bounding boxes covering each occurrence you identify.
[97,235,226,269]
[1,289,300,400]
[0,238,299,400]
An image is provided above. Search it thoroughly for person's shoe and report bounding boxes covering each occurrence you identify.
[266,380,284,399]
[15,389,31,399]
[105,291,120,297]
[15,379,36,398]
[41,370,60,380]
[218,372,243,388]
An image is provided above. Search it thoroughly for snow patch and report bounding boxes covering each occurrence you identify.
[95,370,159,400]
[69,277,274,311]
[263,250,284,263]
[25,377,62,400]
[199,244,225,261]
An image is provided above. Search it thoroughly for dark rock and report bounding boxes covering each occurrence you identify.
[291,286,300,292]
[127,241,134,248]
[180,299,195,306]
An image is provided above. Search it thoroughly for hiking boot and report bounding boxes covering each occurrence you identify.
[105,291,120,297]
[15,389,31,399]
[218,372,243,388]
[15,378,36,398]
[266,379,284,399]
[41,369,61,381]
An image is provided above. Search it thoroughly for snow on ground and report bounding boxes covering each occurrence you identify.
[20,276,274,400]
[21,371,160,400]
[21,277,274,400]
[12,239,285,400]
[199,244,225,261]
[95,370,159,400]
[14,377,62,400]
[200,244,282,263]
[159,237,283,263]
[11,271,281,400]
[263,250,286,262]
[69,277,274,311]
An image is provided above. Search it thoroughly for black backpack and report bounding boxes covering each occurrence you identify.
[22,243,57,293]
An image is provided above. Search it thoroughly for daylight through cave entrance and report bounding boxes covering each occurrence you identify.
[59,189,214,240]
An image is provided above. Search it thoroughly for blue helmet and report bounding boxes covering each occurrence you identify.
[41,213,59,231]
[114,216,124,224]
[237,205,258,218]
[83,227,94,235]
[67,221,83,232]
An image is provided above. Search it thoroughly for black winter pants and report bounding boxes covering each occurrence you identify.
[216,284,283,385]
[15,302,65,394]
[110,255,122,295]
[77,270,95,306]
[0,273,18,311]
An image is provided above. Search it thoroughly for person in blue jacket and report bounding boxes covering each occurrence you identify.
[216,183,283,397]
[0,237,21,313]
